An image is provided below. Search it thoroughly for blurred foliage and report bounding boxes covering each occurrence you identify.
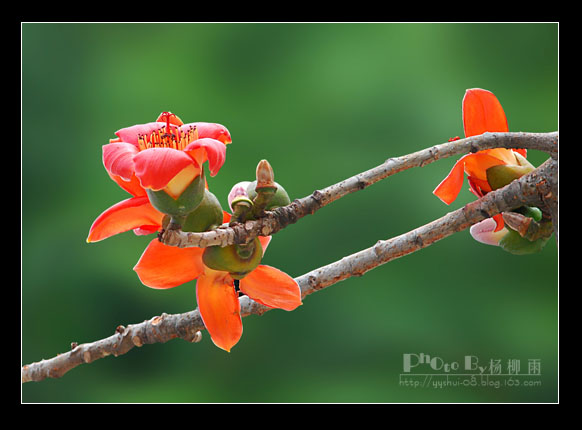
[22,23,558,403]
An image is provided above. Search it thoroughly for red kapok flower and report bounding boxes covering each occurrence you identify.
[87,112,231,243]
[133,211,302,352]
[432,88,531,232]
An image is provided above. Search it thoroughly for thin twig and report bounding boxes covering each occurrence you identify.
[21,156,557,383]
[160,131,558,249]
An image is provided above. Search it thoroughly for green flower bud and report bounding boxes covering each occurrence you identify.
[498,229,550,255]
[247,180,291,210]
[486,163,534,191]
[146,170,206,220]
[516,205,543,222]
[202,237,263,279]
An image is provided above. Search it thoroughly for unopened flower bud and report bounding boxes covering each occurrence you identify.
[256,159,276,190]
[228,181,251,212]
[470,218,508,246]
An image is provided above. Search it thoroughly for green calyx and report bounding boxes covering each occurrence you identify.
[161,188,224,233]
[498,205,552,255]
[202,237,263,279]
[499,229,550,255]
[230,196,254,225]
[486,154,535,191]
[515,205,543,223]
[246,180,291,211]
[180,188,224,233]
[146,170,206,227]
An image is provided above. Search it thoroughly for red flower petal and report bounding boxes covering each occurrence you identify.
[133,147,197,191]
[433,156,468,205]
[134,239,205,289]
[133,226,159,235]
[87,196,164,243]
[107,172,147,197]
[514,148,527,158]
[182,122,232,144]
[114,122,165,145]
[467,176,489,197]
[155,112,184,126]
[102,142,139,181]
[259,236,272,254]
[492,213,505,232]
[196,269,242,352]
[462,88,509,138]
[239,265,302,311]
[463,151,509,183]
[184,138,227,177]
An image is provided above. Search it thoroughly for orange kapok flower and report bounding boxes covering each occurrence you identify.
[87,112,231,243]
[133,211,302,352]
[432,88,531,232]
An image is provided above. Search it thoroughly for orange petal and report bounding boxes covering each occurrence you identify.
[433,156,467,205]
[463,152,509,182]
[468,176,492,195]
[108,172,147,197]
[87,196,164,243]
[259,236,272,254]
[155,112,184,126]
[239,265,302,311]
[462,88,509,137]
[483,148,518,166]
[134,239,205,289]
[196,269,242,352]
[492,213,505,232]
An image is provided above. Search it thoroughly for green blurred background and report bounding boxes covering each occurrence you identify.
[22,23,558,403]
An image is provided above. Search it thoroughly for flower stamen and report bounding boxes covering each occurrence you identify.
[137,115,199,152]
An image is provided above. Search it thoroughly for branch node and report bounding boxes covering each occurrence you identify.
[132,336,143,347]
[185,331,203,343]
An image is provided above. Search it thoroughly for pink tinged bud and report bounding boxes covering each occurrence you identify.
[469,218,509,246]
[228,181,251,211]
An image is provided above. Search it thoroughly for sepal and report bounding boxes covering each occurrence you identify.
[202,238,264,279]
[146,169,206,227]
[486,164,534,191]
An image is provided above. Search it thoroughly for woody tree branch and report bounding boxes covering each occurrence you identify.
[22,132,558,383]
[160,131,558,249]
